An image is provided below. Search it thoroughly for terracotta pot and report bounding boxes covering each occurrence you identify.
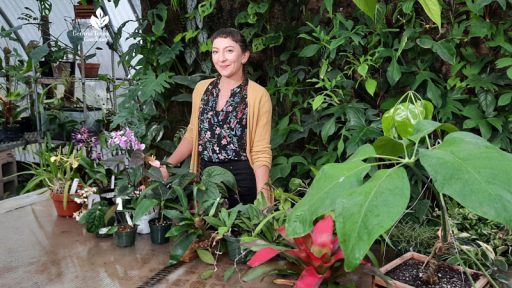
[77,63,100,78]
[50,192,82,217]
[74,4,95,19]
[373,252,489,288]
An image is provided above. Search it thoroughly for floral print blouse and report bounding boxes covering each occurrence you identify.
[198,76,249,162]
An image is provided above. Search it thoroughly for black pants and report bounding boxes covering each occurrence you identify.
[200,159,257,207]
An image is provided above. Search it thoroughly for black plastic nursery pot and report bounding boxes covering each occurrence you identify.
[0,125,23,142]
[224,235,244,262]
[114,224,137,247]
[149,220,172,244]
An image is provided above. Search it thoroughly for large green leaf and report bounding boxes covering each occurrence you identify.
[365,79,377,96]
[299,44,321,57]
[426,81,442,108]
[478,90,496,116]
[373,136,405,157]
[386,59,401,86]
[418,0,442,28]
[420,132,512,227]
[30,44,49,63]
[202,166,237,191]
[336,167,410,271]
[168,232,199,265]
[324,0,333,17]
[196,248,216,264]
[252,33,283,52]
[433,40,456,64]
[198,0,216,18]
[498,92,512,106]
[409,120,442,143]
[133,199,158,223]
[353,0,378,20]
[321,117,336,143]
[286,161,371,237]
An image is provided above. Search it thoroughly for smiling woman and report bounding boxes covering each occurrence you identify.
[161,28,273,208]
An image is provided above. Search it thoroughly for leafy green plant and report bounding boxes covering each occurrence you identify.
[79,200,116,234]
[203,205,241,240]
[165,166,236,265]
[20,140,82,207]
[449,203,512,266]
[132,166,195,225]
[387,220,439,256]
[286,90,512,272]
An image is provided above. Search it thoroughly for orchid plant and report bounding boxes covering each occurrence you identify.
[20,139,82,207]
[72,127,102,161]
[246,214,367,288]
[105,127,150,198]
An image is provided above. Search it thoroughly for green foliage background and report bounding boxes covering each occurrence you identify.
[112,0,512,187]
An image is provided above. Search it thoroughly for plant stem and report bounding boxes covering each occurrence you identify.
[434,191,449,244]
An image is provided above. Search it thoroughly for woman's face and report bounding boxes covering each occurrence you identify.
[211,37,249,81]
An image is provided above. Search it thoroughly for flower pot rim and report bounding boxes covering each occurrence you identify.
[149,218,172,226]
[373,252,489,288]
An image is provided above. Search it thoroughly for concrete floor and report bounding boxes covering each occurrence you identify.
[0,194,287,288]
[6,193,507,288]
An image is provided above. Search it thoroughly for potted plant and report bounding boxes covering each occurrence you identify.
[133,165,194,244]
[75,187,116,238]
[373,251,489,288]
[165,165,236,265]
[284,91,510,286]
[73,127,114,196]
[66,20,102,78]
[74,0,96,19]
[204,193,282,264]
[0,46,31,141]
[245,214,369,287]
[20,139,83,217]
[0,90,28,142]
[204,205,243,261]
[111,221,138,248]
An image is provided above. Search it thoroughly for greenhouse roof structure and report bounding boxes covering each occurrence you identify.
[0,0,142,78]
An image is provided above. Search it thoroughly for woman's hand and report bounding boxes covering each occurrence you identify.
[254,165,272,206]
[160,165,169,181]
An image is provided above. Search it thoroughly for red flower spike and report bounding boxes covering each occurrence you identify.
[295,266,324,288]
[247,247,281,267]
[310,215,335,258]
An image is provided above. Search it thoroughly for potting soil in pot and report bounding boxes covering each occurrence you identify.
[386,259,480,288]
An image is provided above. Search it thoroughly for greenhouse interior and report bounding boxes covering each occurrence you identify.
[1,0,511,287]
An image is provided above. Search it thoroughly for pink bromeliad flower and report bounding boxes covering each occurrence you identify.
[247,214,367,288]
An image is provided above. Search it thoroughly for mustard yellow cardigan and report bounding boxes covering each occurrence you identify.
[183,78,273,173]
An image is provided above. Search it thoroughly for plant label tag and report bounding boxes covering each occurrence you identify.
[87,194,101,209]
[116,197,123,210]
[125,212,133,225]
[98,227,109,235]
[110,175,115,189]
[69,178,80,194]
